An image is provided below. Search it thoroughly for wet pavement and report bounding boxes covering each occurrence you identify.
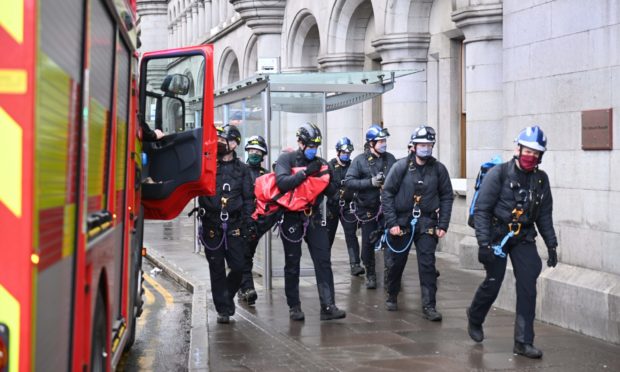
[143,211,620,371]
[118,260,192,372]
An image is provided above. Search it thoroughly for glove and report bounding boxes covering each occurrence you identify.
[304,160,322,176]
[547,247,558,267]
[243,223,259,241]
[478,245,495,265]
[371,174,383,187]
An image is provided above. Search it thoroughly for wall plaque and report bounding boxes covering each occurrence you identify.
[582,108,613,150]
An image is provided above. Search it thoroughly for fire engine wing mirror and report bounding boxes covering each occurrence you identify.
[139,46,217,220]
[161,74,190,96]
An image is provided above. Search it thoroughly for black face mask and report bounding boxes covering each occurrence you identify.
[217,142,230,155]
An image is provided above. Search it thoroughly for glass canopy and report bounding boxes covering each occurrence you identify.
[210,69,423,289]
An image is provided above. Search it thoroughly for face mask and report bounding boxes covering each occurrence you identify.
[247,153,263,166]
[339,153,350,162]
[304,147,317,160]
[518,154,538,172]
[217,142,228,155]
[416,147,433,159]
[375,143,387,154]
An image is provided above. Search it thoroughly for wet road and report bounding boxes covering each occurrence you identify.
[117,260,192,371]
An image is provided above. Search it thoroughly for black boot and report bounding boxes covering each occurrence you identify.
[422,306,442,321]
[289,305,305,321]
[385,294,398,311]
[365,275,377,289]
[216,314,230,324]
[466,307,484,342]
[350,264,365,276]
[320,304,346,320]
[513,342,543,359]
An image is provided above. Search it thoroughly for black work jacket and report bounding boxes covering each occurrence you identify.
[198,154,254,225]
[247,163,268,186]
[274,149,337,211]
[473,160,557,248]
[327,158,355,208]
[382,154,454,231]
[344,149,396,210]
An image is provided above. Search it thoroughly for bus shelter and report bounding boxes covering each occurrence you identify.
[209,70,421,289]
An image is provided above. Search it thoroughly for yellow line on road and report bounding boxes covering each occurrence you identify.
[144,272,173,305]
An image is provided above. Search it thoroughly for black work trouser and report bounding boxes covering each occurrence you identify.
[384,230,438,307]
[201,220,245,315]
[326,204,360,266]
[468,239,542,344]
[357,207,382,276]
[240,238,260,291]
[280,212,336,308]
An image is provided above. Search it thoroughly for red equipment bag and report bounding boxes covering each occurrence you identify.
[252,166,330,220]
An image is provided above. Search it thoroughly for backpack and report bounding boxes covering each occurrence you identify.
[467,156,503,228]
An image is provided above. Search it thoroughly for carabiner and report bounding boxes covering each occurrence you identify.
[508,221,521,235]
[339,199,345,207]
[304,208,313,217]
[412,207,421,219]
[222,183,231,192]
[220,211,229,222]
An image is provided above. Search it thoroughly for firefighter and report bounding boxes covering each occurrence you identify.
[275,122,346,321]
[197,125,255,324]
[344,124,396,289]
[467,125,558,358]
[237,135,269,305]
[326,137,363,276]
[381,126,453,320]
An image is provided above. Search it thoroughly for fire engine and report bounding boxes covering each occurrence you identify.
[0,0,217,370]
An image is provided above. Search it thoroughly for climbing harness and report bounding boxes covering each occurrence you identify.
[276,210,311,243]
[338,199,358,223]
[376,195,422,254]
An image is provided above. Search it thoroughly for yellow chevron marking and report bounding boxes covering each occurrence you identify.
[0,0,24,44]
[0,107,22,217]
[0,284,21,372]
[0,69,27,94]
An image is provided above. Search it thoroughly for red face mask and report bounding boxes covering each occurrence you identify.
[518,154,538,171]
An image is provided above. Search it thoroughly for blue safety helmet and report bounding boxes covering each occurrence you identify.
[335,137,354,153]
[516,125,547,152]
[365,124,390,143]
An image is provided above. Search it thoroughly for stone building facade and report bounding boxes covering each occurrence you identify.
[137,0,620,344]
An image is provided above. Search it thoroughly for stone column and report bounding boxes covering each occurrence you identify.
[197,0,205,38]
[185,11,193,45]
[204,0,212,32]
[192,2,199,43]
[451,1,503,268]
[168,25,173,48]
[136,0,168,52]
[180,13,186,46]
[317,53,366,160]
[211,0,219,28]
[220,0,227,24]
[371,33,430,159]
[452,1,503,169]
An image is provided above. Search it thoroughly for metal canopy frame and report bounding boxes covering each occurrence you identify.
[212,69,423,289]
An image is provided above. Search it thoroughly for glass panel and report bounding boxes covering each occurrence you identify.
[267,93,326,274]
[143,54,206,134]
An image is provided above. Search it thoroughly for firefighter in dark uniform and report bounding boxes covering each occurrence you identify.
[381,126,453,320]
[344,124,396,289]
[198,125,255,324]
[326,137,363,276]
[275,122,346,321]
[237,135,269,305]
[467,125,558,358]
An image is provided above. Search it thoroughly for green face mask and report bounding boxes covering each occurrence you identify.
[248,153,263,166]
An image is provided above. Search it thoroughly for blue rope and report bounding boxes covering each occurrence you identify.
[491,231,514,258]
[376,218,417,254]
